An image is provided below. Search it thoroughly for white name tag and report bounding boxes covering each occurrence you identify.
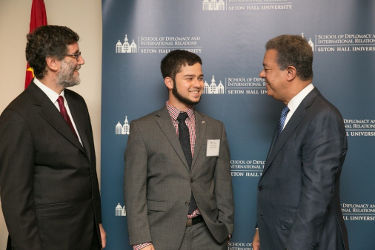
[206,139,220,157]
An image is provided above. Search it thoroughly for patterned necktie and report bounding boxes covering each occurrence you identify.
[57,96,77,138]
[177,112,197,214]
[279,106,290,133]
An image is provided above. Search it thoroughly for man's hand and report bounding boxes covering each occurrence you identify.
[99,223,106,249]
[252,229,260,250]
[142,245,155,250]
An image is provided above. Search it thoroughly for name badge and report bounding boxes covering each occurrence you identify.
[206,139,220,157]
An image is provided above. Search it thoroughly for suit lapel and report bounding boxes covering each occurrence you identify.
[264,126,279,163]
[65,91,91,160]
[154,107,190,170]
[191,111,206,170]
[27,82,85,154]
[261,89,320,179]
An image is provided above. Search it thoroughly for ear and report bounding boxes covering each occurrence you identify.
[164,77,174,90]
[286,65,297,81]
[45,56,60,73]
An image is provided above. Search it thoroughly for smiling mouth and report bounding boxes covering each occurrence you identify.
[189,89,201,94]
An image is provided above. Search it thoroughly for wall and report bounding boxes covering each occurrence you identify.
[0,0,102,248]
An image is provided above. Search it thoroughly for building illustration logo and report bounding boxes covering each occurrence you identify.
[115,116,130,135]
[203,75,225,94]
[116,34,137,53]
[301,33,314,51]
[202,0,225,11]
[115,203,127,216]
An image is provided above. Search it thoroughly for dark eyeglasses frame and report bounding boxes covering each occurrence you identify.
[65,51,82,61]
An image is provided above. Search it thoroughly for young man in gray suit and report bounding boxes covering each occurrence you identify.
[252,35,349,250]
[124,50,234,250]
[0,25,106,249]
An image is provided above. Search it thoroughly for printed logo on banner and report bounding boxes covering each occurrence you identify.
[202,0,226,11]
[203,75,267,95]
[116,34,138,53]
[230,159,264,178]
[344,118,375,137]
[203,75,225,94]
[202,0,293,12]
[115,116,130,135]
[115,34,203,54]
[301,33,315,51]
[341,203,375,221]
[115,203,127,217]
[228,241,253,250]
[313,33,375,52]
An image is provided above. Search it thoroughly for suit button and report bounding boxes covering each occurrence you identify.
[258,185,263,191]
[185,201,190,206]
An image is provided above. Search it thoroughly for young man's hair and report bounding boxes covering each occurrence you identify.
[160,50,202,80]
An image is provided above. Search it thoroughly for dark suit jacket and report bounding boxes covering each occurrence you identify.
[124,107,234,250]
[0,81,102,250]
[257,88,349,250]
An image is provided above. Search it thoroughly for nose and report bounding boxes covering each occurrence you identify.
[194,78,204,87]
[259,69,265,78]
[78,55,85,65]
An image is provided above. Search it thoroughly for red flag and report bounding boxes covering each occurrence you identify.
[25,0,48,88]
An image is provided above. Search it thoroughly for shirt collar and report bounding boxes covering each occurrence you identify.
[166,101,195,121]
[287,83,314,113]
[34,78,65,103]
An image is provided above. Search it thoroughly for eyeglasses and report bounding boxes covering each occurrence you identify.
[65,51,82,61]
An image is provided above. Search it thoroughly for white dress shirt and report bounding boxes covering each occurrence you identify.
[283,83,314,130]
[34,78,82,145]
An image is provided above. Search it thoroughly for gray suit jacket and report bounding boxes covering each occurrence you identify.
[257,88,349,250]
[0,81,102,250]
[124,107,234,250]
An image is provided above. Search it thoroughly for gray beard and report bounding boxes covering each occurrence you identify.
[57,61,80,88]
[59,80,80,88]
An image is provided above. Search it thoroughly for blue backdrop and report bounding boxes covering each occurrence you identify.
[101,0,375,249]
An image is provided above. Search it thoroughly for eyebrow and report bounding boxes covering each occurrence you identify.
[184,74,204,77]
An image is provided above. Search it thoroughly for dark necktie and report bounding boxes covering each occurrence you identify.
[279,106,290,134]
[57,96,78,138]
[177,112,197,214]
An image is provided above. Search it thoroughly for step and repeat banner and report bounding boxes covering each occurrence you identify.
[101,0,375,249]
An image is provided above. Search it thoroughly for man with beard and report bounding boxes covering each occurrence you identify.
[252,35,348,250]
[0,25,106,250]
[124,50,234,250]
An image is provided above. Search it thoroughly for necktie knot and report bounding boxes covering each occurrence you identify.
[281,106,289,117]
[177,112,189,123]
[57,96,64,107]
[279,106,290,133]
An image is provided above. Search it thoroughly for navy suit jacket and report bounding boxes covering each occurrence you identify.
[257,88,349,250]
[0,81,102,250]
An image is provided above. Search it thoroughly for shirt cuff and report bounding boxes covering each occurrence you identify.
[133,242,152,250]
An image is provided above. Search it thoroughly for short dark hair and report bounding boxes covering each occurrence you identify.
[266,34,313,81]
[160,50,202,79]
[26,25,79,79]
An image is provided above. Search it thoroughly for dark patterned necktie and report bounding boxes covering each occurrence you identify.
[177,112,197,214]
[279,106,290,134]
[57,96,77,138]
